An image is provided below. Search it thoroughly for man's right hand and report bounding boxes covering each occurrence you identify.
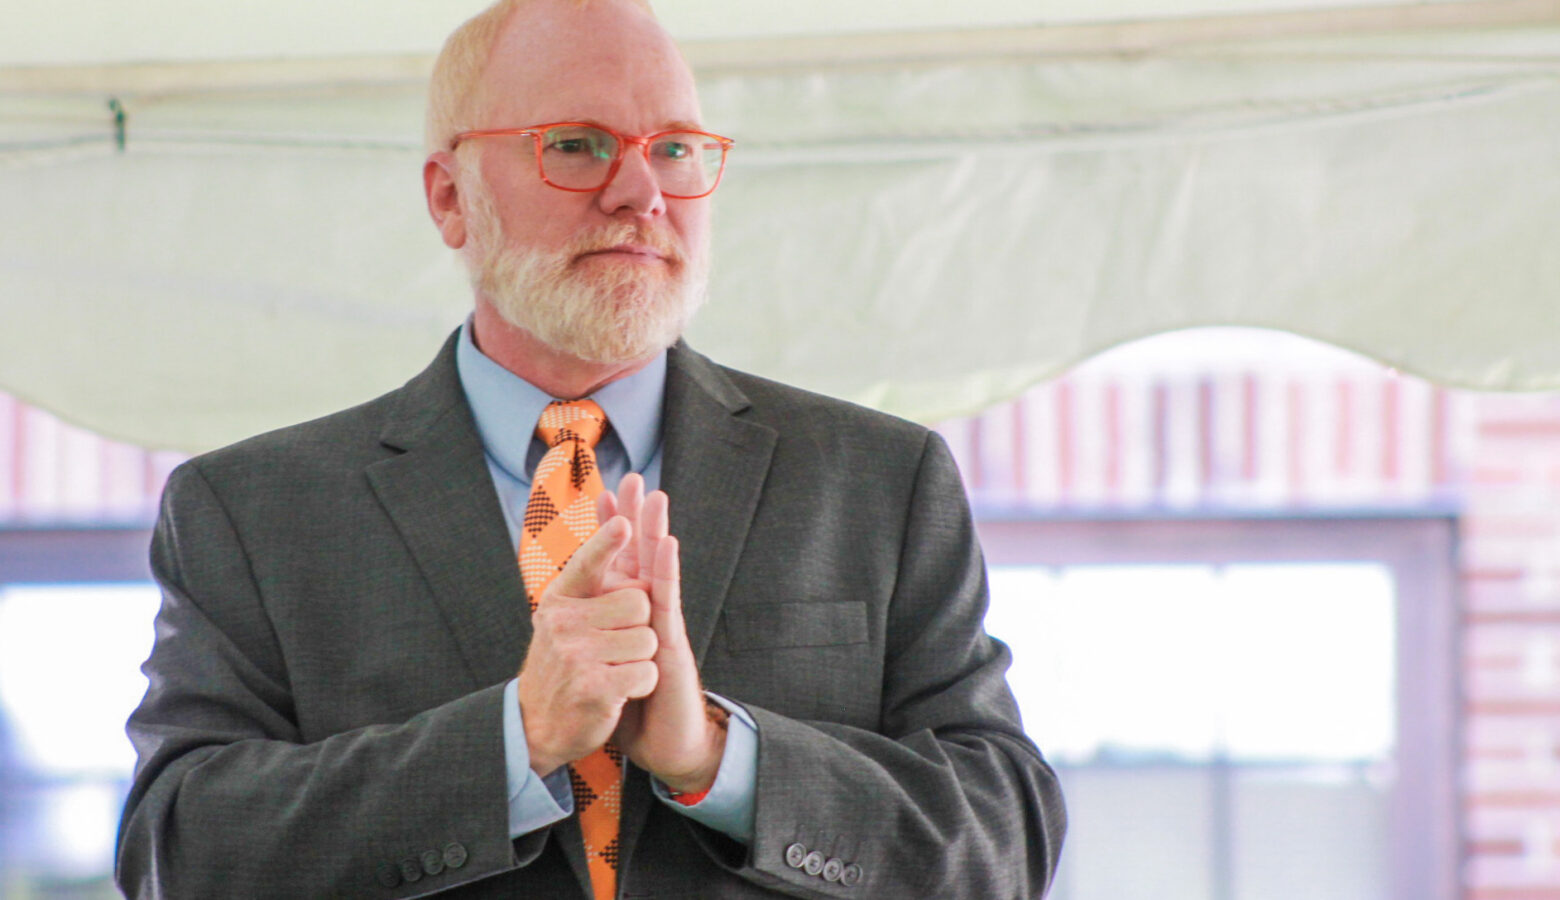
[517,516,660,777]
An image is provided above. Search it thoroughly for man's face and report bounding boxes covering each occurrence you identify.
[459,0,712,364]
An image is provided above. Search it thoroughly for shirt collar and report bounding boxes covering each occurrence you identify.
[590,344,666,476]
[454,319,666,479]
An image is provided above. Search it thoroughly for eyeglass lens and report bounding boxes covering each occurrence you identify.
[539,125,723,195]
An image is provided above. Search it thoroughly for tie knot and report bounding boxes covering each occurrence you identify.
[535,399,608,449]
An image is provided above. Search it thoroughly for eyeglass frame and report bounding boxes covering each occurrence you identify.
[450,121,735,200]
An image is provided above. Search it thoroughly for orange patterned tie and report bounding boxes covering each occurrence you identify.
[518,399,622,900]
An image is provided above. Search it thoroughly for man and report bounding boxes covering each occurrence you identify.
[115,0,1066,897]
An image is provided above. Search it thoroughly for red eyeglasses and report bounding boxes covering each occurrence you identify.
[452,122,734,199]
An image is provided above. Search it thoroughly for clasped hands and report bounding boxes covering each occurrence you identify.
[517,473,723,795]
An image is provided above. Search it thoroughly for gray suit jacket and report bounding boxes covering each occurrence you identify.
[116,335,1065,898]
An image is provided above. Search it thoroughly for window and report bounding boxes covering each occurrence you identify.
[0,528,155,899]
[980,515,1459,900]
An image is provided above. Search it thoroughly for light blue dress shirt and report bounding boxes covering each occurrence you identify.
[454,322,757,845]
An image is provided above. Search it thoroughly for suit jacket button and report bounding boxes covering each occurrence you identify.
[421,849,445,876]
[376,863,402,888]
[784,843,807,868]
[399,858,423,883]
[822,858,844,882]
[803,851,825,876]
[841,863,863,886]
[443,841,469,870]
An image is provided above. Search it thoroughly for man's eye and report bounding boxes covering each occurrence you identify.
[551,138,589,154]
[656,141,693,161]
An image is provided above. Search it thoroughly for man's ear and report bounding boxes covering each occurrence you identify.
[424,151,468,250]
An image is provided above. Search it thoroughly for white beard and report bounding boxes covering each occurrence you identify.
[462,174,709,365]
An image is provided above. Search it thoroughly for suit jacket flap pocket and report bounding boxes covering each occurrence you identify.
[724,602,869,651]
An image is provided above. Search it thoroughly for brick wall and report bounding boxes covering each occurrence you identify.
[1458,392,1560,899]
[0,392,182,524]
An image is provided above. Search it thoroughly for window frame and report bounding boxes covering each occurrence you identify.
[0,526,154,584]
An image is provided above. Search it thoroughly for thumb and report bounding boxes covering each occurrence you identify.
[550,515,631,599]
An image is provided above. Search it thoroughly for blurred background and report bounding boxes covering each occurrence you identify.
[4,1,1559,898]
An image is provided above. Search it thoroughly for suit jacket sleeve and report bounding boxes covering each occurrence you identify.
[688,430,1066,898]
[115,462,541,898]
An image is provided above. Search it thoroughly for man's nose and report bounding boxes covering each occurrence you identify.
[597,142,667,219]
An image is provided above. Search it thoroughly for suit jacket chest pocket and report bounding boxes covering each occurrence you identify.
[724,601,868,651]
[713,602,878,726]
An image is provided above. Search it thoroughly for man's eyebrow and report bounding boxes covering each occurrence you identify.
[567,117,706,133]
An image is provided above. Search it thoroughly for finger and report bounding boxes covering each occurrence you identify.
[608,659,660,700]
[586,587,652,629]
[640,490,669,569]
[649,535,684,640]
[618,474,645,542]
[613,475,644,574]
[550,516,630,599]
[595,625,658,664]
[596,490,617,529]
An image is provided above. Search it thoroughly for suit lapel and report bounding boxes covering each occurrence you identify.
[365,333,532,689]
[616,344,777,878]
[658,343,776,666]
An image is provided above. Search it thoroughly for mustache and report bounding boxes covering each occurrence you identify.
[566,224,683,264]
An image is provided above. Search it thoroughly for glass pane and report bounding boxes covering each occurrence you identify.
[1048,766,1217,900]
[1218,564,1396,761]
[1232,764,1390,900]
[0,582,161,895]
[988,562,1395,763]
[988,564,1228,762]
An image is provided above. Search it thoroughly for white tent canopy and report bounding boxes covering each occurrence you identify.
[3,0,1558,452]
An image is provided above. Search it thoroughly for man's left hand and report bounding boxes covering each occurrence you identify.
[597,475,725,795]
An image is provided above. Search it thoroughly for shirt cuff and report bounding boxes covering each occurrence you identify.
[503,678,574,838]
[649,692,758,845]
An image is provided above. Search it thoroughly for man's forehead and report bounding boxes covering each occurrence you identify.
[495,0,659,51]
[482,0,701,127]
